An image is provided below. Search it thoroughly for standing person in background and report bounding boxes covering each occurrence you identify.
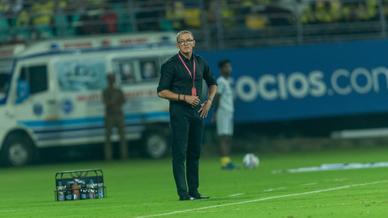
[102,74,128,161]
[213,59,236,170]
[157,30,217,201]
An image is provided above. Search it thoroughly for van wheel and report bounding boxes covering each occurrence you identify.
[143,130,169,159]
[1,134,34,166]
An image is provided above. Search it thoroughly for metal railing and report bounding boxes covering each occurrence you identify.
[0,0,388,49]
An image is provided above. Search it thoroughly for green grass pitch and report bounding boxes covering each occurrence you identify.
[1,147,388,218]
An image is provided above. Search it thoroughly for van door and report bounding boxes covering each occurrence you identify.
[13,63,54,120]
[5,63,52,165]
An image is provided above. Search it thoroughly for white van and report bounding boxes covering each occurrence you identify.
[0,32,176,166]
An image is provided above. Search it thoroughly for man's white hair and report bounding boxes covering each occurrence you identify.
[176,30,194,42]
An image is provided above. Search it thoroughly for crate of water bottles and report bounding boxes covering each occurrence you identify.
[54,169,106,201]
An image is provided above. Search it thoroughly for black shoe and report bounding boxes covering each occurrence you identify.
[190,192,210,200]
[179,194,195,201]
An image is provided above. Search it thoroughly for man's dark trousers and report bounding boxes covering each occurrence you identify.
[170,103,203,197]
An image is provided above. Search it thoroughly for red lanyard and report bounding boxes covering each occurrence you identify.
[178,53,196,86]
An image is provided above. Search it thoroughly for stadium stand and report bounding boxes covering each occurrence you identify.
[0,0,388,49]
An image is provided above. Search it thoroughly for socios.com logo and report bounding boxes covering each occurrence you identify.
[235,66,388,102]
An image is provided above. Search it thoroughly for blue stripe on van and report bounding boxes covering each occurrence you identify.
[32,122,141,134]
[19,112,169,142]
[19,112,169,128]
[35,125,145,141]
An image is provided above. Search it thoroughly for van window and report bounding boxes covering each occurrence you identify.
[116,60,137,84]
[16,65,48,103]
[140,59,159,81]
[55,59,106,91]
[23,65,48,94]
[114,57,162,84]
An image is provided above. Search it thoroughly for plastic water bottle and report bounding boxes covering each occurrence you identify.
[80,183,87,200]
[57,181,65,201]
[87,179,96,199]
[97,183,104,199]
[65,182,73,200]
[71,181,80,200]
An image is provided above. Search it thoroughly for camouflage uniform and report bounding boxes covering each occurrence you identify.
[102,86,127,160]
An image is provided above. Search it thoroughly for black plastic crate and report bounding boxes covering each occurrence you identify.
[54,169,106,201]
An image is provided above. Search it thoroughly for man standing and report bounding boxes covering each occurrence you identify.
[157,30,217,201]
[213,60,236,170]
[102,74,128,160]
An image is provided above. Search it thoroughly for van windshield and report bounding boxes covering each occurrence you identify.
[0,60,13,104]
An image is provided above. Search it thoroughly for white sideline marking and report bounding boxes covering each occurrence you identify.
[228,193,244,197]
[136,180,388,218]
[332,178,347,182]
[263,187,286,192]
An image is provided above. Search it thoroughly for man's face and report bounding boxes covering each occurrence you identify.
[222,63,232,77]
[176,33,195,54]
